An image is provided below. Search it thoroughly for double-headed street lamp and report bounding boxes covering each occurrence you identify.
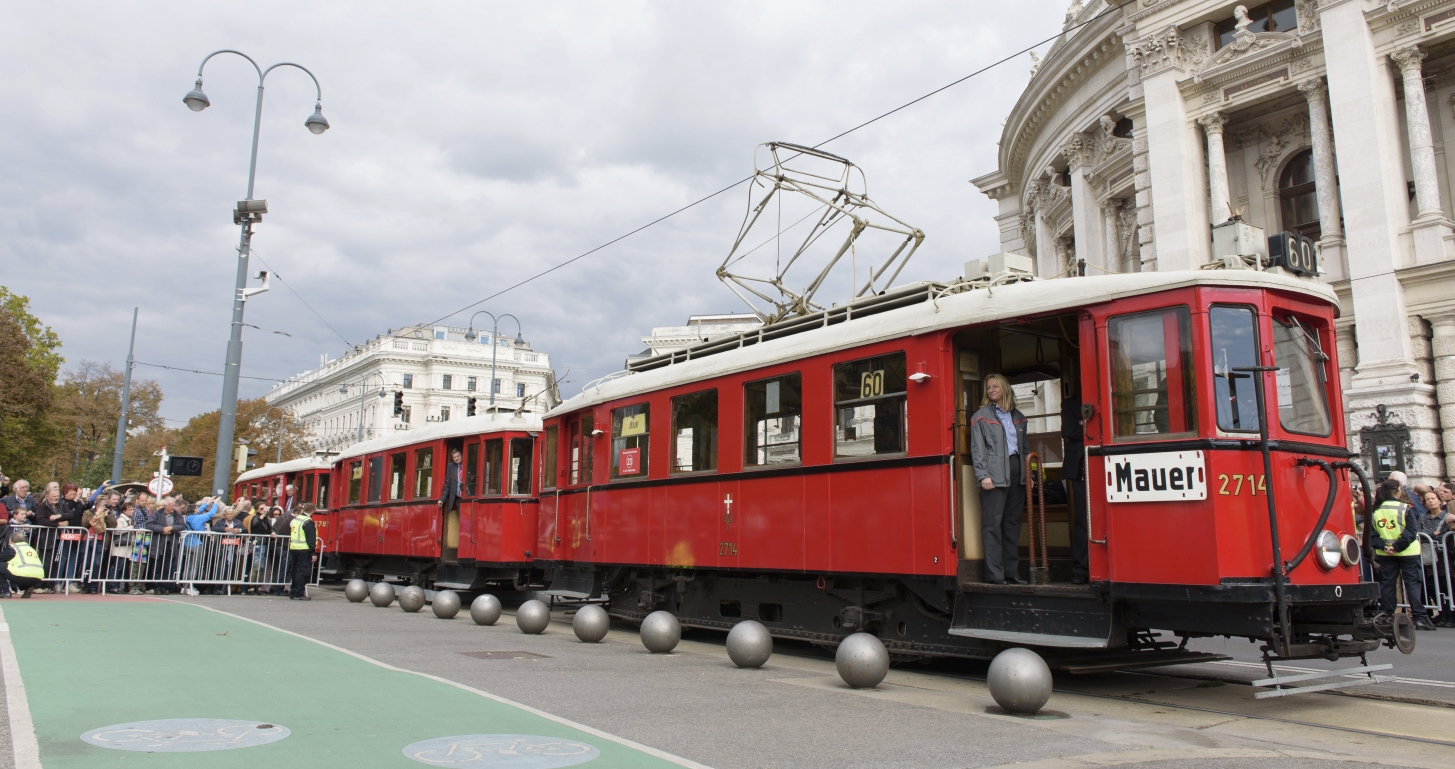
[339,374,388,444]
[264,406,300,464]
[185,50,331,496]
[463,312,524,414]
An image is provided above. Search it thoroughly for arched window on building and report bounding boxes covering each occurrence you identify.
[1278,149,1320,240]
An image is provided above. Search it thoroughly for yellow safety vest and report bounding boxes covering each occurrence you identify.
[1372,500,1421,557]
[289,516,311,551]
[7,542,44,579]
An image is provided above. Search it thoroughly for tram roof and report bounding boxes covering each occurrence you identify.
[550,269,1336,416]
[334,413,544,463]
[236,455,334,484]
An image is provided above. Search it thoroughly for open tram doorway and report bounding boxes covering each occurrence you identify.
[442,439,464,563]
[953,313,1085,586]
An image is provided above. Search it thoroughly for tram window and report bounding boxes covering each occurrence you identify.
[745,374,802,467]
[542,426,559,489]
[367,456,385,502]
[484,439,503,495]
[611,403,650,479]
[833,353,908,458]
[415,448,434,498]
[347,462,362,504]
[465,442,480,495]
[249,483,258,500]
[316,474,329,509]
[570,415,595,485]
[1108,307,1197,437]
[389,452,407,500]
[1273,316,1333,436]
[302,474,314,508]
[1209,306,1261,433]
[671,389,718,474]
[509,437,533,495]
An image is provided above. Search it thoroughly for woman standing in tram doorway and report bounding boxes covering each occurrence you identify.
[971,373,1029,585]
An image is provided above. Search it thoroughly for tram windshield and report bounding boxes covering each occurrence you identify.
[1108,307,1196,437]
[1209,305,1261,433]
[1272,316,1332,436]
[833,353,907,458]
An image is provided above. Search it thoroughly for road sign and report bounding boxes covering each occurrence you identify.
[148,476,175,496]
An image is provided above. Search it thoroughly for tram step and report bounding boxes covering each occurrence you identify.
[1250,663,1394,699]
[543,567,599,599]
[949,590,1119,649]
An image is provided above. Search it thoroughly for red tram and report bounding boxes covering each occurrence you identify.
[535,269,1394,665]
[240,268,1402,668]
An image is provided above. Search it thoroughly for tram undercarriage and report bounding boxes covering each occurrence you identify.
[593,566,1402,668]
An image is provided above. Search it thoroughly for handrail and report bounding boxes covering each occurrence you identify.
[1286,458,1338,572]
[1025,452,1048,583]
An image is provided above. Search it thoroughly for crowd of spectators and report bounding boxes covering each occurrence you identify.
[0,471,304,598]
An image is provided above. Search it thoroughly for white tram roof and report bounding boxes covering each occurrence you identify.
[236,455,334,485]
[549,269,1336,416]
[334,413,544,463]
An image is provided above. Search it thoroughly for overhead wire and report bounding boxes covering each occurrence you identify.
[135,361,288,383]
[247,247,353,346]
[419,0,1136,327]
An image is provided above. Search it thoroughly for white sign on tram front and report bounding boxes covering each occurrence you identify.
[1104,450,1206,503]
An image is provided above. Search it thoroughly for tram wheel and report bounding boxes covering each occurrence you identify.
[1391,613,1417,654]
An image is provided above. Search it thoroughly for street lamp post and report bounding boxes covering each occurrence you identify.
[463,312,524,415]
[339,374,388,444]
[264,406,299,464]
[110,307,138,484]
[185,49,331,496]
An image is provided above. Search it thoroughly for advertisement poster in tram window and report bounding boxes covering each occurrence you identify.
[619,448,641,475]
[1103,450,1207,502]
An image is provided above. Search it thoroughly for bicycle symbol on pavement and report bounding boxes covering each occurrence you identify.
[81,719,290,752]
[403,734,600,767]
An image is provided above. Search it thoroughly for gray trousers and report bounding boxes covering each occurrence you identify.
[981,455,1023,582]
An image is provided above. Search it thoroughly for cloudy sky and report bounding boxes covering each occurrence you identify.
[2,0,1068,426]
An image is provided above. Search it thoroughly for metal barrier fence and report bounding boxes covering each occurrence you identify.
[3,525,322,595]
[1392,531,1452,619]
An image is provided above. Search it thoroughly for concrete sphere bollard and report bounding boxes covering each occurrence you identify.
[369,582,395,607]
[516,599,551,634]
[573,604,611,643]
[470,594,502,626]
[987,647,1053,714]
[344,579,369,603]
[399,586,426,613]
[640,610,681,654]
[835,633,889,689]
[726,620,773,668]
[432,590,461,619]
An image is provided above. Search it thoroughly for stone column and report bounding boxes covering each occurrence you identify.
[1298,78,1347,279]
[1101,199,1121,273]
[1391,46,1442,219]
[1139,61,1212,270]
[1064,136,1104,273]
[1198,113,1231,224]
[1431,316,1455,477]
[1031,183,1058,279]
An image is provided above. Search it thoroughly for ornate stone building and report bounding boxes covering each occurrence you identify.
[973,0,1455,482]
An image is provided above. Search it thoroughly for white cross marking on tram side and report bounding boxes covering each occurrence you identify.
[724,494,733,525]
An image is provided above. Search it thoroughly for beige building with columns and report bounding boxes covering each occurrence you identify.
[973,0,1455,483]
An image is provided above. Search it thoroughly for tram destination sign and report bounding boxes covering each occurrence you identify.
[1268,231,1318,276]
[1104,450,1206,503]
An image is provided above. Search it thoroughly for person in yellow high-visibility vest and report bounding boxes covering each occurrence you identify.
[1372,479,1436,631]
[288,504,317,601]
[0,528,45,598]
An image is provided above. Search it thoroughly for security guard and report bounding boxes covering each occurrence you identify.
[288,503,317,601]
[1372,479,1436,631]
[0,529,45,598]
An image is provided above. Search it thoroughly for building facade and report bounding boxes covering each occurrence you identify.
[265,325,557,450]
[632,313,763,360]
[972,0,1455,482]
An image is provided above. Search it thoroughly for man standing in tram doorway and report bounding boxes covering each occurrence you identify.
[288,503,317,601]
[1371,479,1436,631]
[1061,372,1089,585]
[439,448,464,512]
[971,373,1029,585]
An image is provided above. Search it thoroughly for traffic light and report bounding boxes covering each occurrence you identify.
[393,391,404,416]
[467,396,477,417]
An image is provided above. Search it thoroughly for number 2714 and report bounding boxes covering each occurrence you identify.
[1217,474,1266,496]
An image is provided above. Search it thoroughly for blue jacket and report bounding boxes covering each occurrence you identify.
[182,501,219,548]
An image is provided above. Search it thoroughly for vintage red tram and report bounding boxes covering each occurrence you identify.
[535,269,1396,665]
[324,415,547,590]
[233,455,334,513]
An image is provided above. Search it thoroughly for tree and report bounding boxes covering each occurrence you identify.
[162,397,313,499]
[46,361,165,486]
[0,288,63,481]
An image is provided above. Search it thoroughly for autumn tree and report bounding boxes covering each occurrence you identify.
[161,397,313,498]
[48,361,166,486]
[0,287,63,480]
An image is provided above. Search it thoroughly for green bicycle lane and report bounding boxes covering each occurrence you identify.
[2,599,701,769]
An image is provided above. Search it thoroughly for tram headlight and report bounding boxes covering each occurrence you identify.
[1314,530,1341,570]
[1339,533,1362,568]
